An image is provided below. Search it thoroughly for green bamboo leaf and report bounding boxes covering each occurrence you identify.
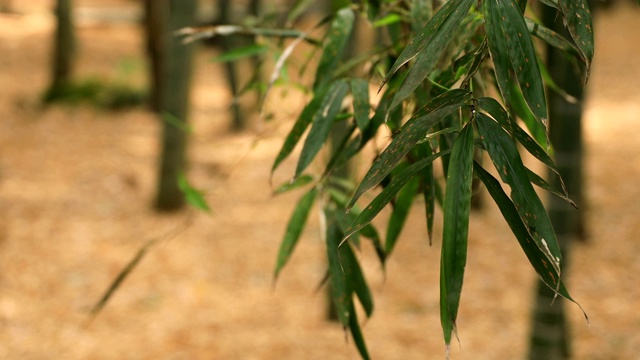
[344,149,451,242]
[296,80,349,178]
[478,97,569,197]
[286,0,315,26]
[476,113,563,276]
[440,123,474,346]
[272,85,330,174]
[558,0,594,80]
[525,18,580,57]
[526,168,577,209]
[177,174,211,213]
[347,89,471,210]
[385,176,420,254]
[350,79,371,133]
[348,302,371,360]
[484,0,549,129]
[326,208,352,326]
[313,8,354,91]
[273,174,315,195]
[410,0,433,33]
[473,163,583,309]
[212,44,268,63]
[538,0,560,10]
[381,0,473,94]
[373,13,402,27]
[274,188,318,280]
[390,0,474,109]
[343,244,374,317]
[416,143,436,244]
[483,1,512,108]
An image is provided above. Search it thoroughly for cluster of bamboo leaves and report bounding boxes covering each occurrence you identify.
[181,0,596,358]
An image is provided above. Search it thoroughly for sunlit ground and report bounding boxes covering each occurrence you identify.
[0,1,639,359]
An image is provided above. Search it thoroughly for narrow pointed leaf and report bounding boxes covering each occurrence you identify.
[348,302,371,360]
[296,80,349,177]
[344,150,450,241]
[525,18,580,57]
[351,79,371,132]
[326,209,353,326]
[178,174,211,213]
[526,168,577,209]
[478,97,568,197]
[416,143,436,244]
[390,0,474,109]
[476,113,562,274]
[382,0,473,93]
[212,44,268,63]
[558,0,594,80]
[385,176,420,254]
[484,0,548,128]
[313,7,354,90]
[348,89,471,210]
[440,123,474,346]
[272,85,329,174]
[410,0,433,33]
[274,188,318,279]
[474,163,579,304]
[273,174,315,195]
[343,244,374,317]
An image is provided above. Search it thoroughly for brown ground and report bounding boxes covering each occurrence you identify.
[1,2,639,359]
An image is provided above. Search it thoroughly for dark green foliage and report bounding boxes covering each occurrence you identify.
[160,0,597,357]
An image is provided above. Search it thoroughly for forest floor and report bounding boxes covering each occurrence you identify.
[1,1,640,359]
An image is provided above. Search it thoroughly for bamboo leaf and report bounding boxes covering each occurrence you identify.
[381,0,473,91]
[476,113,563,276]
[373,13,402,27]
[296,80,349,178]
[212,44,268,63]
[473,163,583,310]
[344,244,374,317]
[272,85,329,174]
[344,150,450,242]
[484,0,549,129]
[558,0,594,80]
[347,89,471,210]
[326,208,352,326]
[526,168,577,209]
[385,176,420,254]
[348,302,371,360]
[416,143,436,244]
[525,18,580,57]
[273,174,315,195]
[440,123,474,346]
[313,8,354,91]
[177,174,211,213]
[274,188,318,280]
[351,79,371,133]
[389,0,475,109]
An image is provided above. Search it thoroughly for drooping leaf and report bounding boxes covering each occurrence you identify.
[385,176,420,254]
[313,7,355,90]
[373,13,402,27]
[389,0,475,109]
[348,301,371,360]
[476,113,562,276]
[212,44,268,63]
[440,123,474,346]
[347,89,471,210]
[558,0,594,80]
[272,85,330,174]
[296,80,349,178]
[484,0,549,129]
[473,163,584,314]
[351,79,371,133]
[177,173,211,213]
[273,174,315,195]
[526,167,577,209]
[343,243,374,317]
[416,143,436,244]
[478,97,568,197]
[326,208,353,326]
[525,18,580,58]
[344,149,451,242]
[274,188,318,280]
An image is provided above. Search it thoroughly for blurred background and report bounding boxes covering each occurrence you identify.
[0,1,639,359]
